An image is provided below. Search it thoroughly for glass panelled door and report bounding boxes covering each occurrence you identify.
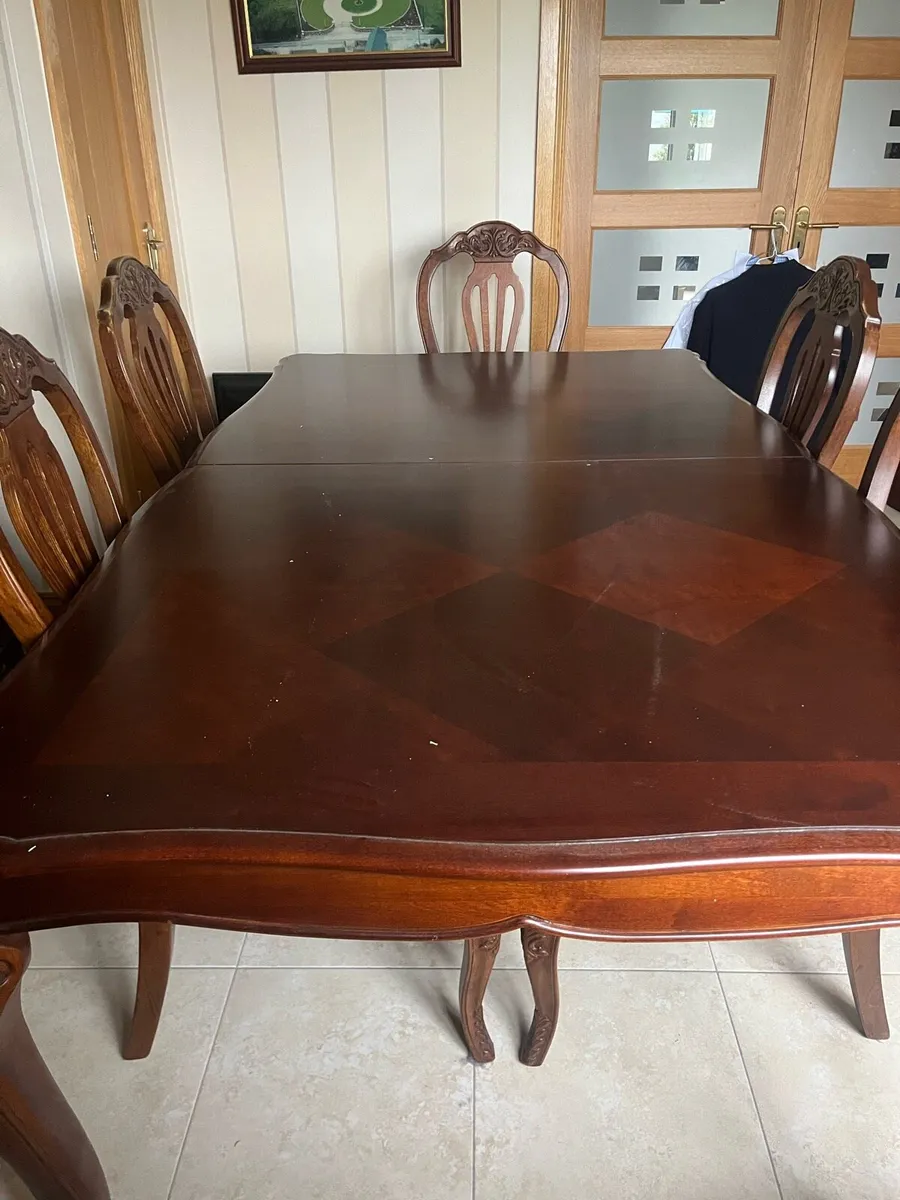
[795,0,900,449]
[535,0,822,352]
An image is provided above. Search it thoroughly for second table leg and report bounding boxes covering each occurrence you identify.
[0,933,109,1200]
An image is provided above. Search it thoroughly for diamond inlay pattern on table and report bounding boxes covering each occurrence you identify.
[518,512,845,646]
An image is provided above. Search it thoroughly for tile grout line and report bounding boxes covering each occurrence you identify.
[471,1061,477,1200]
[715,966,784,1200]
[164,935,247,1200]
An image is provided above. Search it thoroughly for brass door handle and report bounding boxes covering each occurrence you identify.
[749,205,788,257]
[791,206,838,257]
[143,223,164,274]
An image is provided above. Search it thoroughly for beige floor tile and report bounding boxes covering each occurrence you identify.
[713,928,900,974]
[239,933,463,968]
[476,970,779,1200]
[239,932,713,971]
[0,967,232,1200]
[722,972,900,1199]
[30,923,246,968]
[169,968,472,1200]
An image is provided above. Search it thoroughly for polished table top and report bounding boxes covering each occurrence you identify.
[1,351,900,880]
[199,351,804,465]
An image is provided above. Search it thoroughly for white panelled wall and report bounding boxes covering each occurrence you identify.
[141,0,541,370]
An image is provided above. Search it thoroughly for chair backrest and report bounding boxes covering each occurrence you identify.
[755,256,881,468]
[0,328,124,647]
[417,221,570,354]
[859,385,900,512]
[98,256,217,484]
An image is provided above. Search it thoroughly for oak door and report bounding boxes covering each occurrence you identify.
[795,0,900,451]
[36,0,175,512]
[533,0,822,354]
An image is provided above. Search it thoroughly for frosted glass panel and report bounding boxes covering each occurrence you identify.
[831,82,900,187]
[818,226,900,323]
[845,358,900,447]
[851,0,900,36]
[590,228,750,326]
[596,79,770,191]
[605,0,779,36]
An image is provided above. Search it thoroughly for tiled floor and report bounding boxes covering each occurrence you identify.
[3,928,900,1199]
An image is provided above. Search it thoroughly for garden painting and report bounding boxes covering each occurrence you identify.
[231,0,461,72]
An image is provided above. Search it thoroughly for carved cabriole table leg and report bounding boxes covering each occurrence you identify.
[0,933,109,1199]
[520,929,561,1067]
[843,929,890,1040]
[459,935,501,1062]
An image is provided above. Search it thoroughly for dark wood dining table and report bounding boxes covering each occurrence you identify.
[3,349,900,1198]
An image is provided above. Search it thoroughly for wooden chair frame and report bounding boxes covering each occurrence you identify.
[0,327,171,1063]
[860,385,900,513]
[417,221,570,354]
[755,256,881,469]
[0,330,123,647]
[98,256,216,484]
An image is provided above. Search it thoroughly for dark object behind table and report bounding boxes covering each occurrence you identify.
[687,260,814,401]
[212,373,273,422]
[0,617,22,681]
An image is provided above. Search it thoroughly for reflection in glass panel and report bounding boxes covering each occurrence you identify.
[690,109,716,128]
[605,0,779,36]
[819,226,900,323]
[831,82,900,187]
[676,255,700,271]
[597,79,769,191]
[673,285,696,300]
[851,0,900,37]
[590,228,750,326]
[845,359,900,447]
[651,109,676,128]
[686,142,713,161]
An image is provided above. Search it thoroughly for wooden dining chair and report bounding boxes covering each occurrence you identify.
[98,256,217,485]
[416,220,570,354]
[755,255,881,469]
[859,384,900,513]
[0,327,173,1061]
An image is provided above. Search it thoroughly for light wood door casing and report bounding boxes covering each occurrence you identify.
[533,0,822,352]
[35,0,176,512]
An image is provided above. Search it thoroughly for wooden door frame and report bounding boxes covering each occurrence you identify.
[531,0,597,351]
[33,0,176,512]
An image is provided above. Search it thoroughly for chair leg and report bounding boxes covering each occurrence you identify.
[520,929,561,1067]
[123,922,174,1061]
[0,933,110,1199]
[843,929,890,1040]
[459,936,501,1063]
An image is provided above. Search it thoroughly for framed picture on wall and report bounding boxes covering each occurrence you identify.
[230,0,461,73]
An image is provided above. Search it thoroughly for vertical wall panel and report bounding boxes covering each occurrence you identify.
[274,73,344,354]
[144,0,541,366]
[499,0,540,349]
[329,72,393,354]
[385,70,444,354]
[209,0,293,371]
[149,0,246,371]
[442,0,500,350]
